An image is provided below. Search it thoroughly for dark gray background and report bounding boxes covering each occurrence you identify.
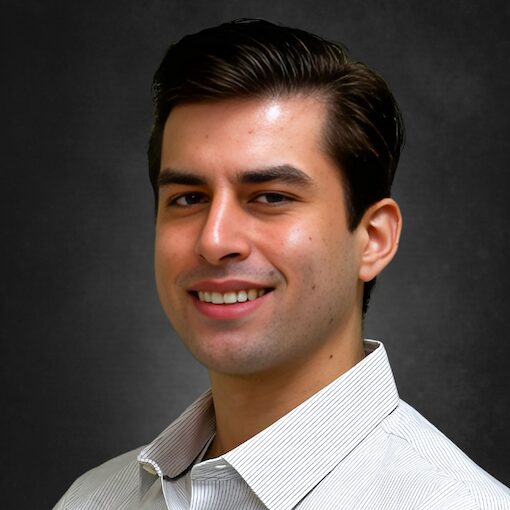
[2,1,509,508]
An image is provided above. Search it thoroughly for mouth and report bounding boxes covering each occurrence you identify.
[190,288,273,305]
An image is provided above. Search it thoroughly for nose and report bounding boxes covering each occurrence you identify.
[195,192,251,265]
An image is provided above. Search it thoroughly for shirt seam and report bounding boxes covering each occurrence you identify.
[380,427,481,509]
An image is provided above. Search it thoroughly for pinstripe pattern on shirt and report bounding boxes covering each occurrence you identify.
[54,340,510,509]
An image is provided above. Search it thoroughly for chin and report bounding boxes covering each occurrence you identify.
[189,341,279,377]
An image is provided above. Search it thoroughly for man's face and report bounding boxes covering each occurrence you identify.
[155,96,365,376]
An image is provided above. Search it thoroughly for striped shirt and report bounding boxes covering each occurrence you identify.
[54,340,510,509]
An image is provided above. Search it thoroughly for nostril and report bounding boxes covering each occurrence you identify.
[220,252,242,261]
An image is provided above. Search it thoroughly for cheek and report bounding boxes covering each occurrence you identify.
[282,218,356,290]
[155,225,189,262]
[154,231,184,293]
[269,223,321,286]
[277,223,314,250]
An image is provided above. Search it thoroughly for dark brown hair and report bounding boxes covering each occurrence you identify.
[148,19,405,314]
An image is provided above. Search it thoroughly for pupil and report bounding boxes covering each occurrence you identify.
[266,193,283,203]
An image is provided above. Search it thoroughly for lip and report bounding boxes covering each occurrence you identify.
[188,279,271,293]
[190,288,272,320]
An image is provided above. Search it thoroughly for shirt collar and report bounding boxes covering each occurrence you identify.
[138,340,399,510]
[137,389,215,478]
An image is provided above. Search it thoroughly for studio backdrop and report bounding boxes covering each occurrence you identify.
[2,1,509,508]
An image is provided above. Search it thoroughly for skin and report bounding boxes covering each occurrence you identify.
[154,95,402,457]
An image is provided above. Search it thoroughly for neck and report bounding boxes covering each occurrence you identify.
[205,330,365,459]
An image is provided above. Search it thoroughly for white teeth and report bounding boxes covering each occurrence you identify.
[211,292,223,304]
[197,289,268,304]
[223,292,237,304]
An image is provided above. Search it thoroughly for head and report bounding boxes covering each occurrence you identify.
[148,19,404,317]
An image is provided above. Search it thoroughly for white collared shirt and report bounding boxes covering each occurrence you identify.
[54,341,510,509]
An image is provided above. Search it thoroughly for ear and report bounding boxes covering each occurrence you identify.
[357,198,402,283]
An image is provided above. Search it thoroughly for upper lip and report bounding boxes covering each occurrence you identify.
[188,279,273,293]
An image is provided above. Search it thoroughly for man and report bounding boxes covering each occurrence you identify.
[54,19,509,510]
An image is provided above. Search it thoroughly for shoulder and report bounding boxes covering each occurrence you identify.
[379,400,510,509]
[53,447,143,510]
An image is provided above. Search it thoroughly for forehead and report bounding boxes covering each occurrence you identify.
[160,96,331,177]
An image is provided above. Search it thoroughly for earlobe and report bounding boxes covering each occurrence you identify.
[358,198,402,282]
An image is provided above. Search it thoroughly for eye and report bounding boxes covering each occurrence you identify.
[252,193,293,205]
[169,192,208,207]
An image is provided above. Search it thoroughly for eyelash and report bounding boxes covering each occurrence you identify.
[169,193,208,207]
[167,192,294,208]
[253,192,293,205]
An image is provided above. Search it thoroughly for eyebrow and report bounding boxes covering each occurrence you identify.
[157,165,314,188]
[237,165,313,186]
[158,169,206,187]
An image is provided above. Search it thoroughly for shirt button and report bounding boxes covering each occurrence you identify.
[141,463,157,475]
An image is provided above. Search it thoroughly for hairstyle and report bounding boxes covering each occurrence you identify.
[148,19,405,315]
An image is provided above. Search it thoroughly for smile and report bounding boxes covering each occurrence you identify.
[197,289,269,305]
